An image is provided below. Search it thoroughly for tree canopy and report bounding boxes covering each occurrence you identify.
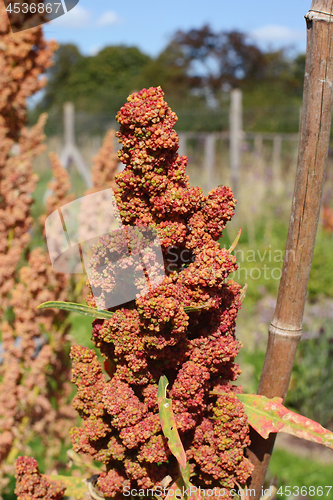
[33,25,305,134]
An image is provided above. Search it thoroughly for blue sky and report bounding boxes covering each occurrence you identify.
[43,0,309,58]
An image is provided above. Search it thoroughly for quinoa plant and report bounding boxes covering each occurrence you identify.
[68,86,254,498]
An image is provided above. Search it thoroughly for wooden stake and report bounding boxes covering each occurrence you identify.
[60,102,92,188]
[230,89,242,196]
[247,1,333,497]
[204,133,216,192]
[272,135,282,182]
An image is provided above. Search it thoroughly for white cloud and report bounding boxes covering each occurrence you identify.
[96,11,122,27]
[51,5,91,29]
[251,25,305,44]
[88,45,102,56]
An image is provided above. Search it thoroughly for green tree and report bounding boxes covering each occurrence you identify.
[167,26,266,98]
[34,44,153,134]
[152,25,305,132]
[64,45,151,113]
[40,43,83,110]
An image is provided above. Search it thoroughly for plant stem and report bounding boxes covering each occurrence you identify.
[247,1,333,496]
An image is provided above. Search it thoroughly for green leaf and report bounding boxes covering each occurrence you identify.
[168,476,190,499]
[166,463,203,500]
[37,301,210,320]
[235,393,333,449]
[183,304,210,313]
[158,375,187,470]
[158,376,202,500]
[239,284,247,304]
[228,228,241,253]
[37,301,114,320]
[48,475,89,499]
[260,486,277,500]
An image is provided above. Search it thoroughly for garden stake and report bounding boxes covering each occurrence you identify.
[247,1,333,497]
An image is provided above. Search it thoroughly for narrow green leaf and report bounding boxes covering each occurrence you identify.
[158,376,202,500]
[168,477,187,499]
[168,467,202,500]
[37,301,114,320]
[228,228,241,253]
[260,486,277,500]
[239,284,247,304]
[37,300,210,320]
[158,375,187,470]
[235,393,333,449]
[180,463,202,500]
[183,304,210,313]
[48,475,88,499]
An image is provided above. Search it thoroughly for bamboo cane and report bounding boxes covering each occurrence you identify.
[247,1,333,497]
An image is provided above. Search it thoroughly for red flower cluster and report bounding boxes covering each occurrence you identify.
[70,86,253,498]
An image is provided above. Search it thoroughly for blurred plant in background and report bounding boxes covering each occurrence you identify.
[0,4,68,488]
[286,319,333,431]
[0,10,77,480]
[14,456,65,500]
[86,129,118,195]
[0,5,120,496]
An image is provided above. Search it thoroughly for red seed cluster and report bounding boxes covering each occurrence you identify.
[71,87,253,497]
[0,6,78,485]
[14,456,65,500]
